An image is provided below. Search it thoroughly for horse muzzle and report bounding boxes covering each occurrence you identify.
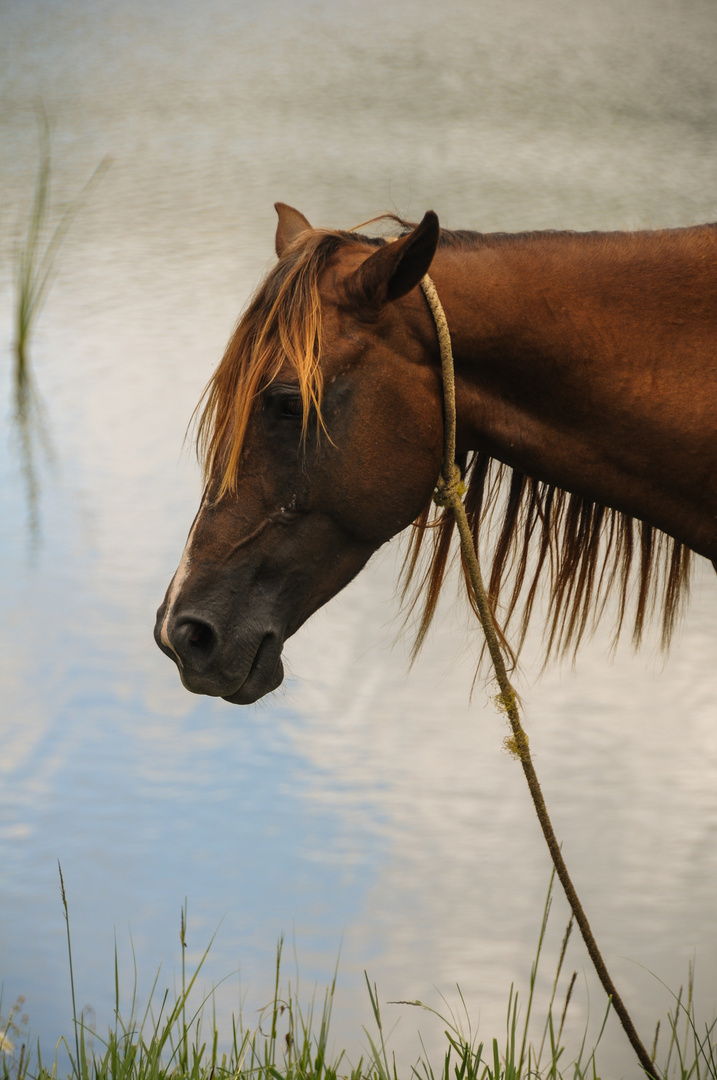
[154,603,285,704]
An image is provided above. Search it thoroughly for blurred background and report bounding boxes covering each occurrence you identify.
[1,0,716,1073]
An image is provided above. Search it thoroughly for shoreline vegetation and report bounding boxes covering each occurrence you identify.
[1,876,715,1080]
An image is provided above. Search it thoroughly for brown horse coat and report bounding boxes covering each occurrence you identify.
[155,206,717,702]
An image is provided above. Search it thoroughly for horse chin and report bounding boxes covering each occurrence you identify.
[175,652,284,704]
[218,628,286,704]
[222,654,285,705]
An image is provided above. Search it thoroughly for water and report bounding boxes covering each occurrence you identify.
[1,0,717,1074]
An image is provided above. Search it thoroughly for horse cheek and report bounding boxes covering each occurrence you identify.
[323,433,439,543]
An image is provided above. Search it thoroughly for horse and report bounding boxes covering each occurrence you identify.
[155,204,717,704]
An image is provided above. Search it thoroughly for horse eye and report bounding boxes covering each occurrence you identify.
[264,389,303,421]
[278,394,302,419]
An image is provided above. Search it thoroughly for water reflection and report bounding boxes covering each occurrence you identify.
[12,117,57,544]
[1,0,716,1075]
[9,114,109,545]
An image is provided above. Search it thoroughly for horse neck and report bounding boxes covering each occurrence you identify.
[428,227,717,559]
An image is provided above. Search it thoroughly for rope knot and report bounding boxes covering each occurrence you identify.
[432,462,465,508]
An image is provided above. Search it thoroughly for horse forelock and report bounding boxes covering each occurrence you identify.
[194,227,369,499]
[195,216,446,499]
[194,219,506,500]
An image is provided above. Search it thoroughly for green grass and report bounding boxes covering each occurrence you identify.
[0,873,715,1080]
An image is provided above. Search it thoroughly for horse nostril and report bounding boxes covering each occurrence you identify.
[175,617,216,657]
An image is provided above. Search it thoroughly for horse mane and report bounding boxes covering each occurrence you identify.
[401,456,692,661]
[197,219,693,658]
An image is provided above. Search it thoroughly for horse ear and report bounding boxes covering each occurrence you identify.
[345,211,440,312]
[275,203,313,257]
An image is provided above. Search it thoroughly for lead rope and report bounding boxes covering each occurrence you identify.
[420,273,660,1080]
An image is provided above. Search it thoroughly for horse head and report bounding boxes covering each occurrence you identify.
[155,205,443,703]
[157,206,709,701]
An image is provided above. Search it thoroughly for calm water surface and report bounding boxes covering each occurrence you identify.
[1,0,717,1075]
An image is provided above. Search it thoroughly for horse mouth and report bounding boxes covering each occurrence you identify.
[221,633,285,704]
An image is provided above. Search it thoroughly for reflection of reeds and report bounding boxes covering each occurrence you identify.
[12,113,109,544]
